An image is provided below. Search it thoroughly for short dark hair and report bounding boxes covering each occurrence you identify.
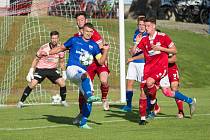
[137,15,146,23]
[145,17,156,24]
[83,23,94,29]
[75,11,87,19]
[50,31,59,37]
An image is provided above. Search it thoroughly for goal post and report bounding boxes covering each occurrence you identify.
[0,0,126,106]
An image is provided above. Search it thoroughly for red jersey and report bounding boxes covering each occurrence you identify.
[137,31,174,69]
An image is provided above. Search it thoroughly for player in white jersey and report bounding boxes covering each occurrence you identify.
[17,31,68,108]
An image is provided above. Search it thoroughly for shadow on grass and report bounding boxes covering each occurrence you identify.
[105,104,139,124]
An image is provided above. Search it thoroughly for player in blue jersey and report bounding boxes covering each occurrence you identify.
[121,16,148,112]
[40,23,109,129]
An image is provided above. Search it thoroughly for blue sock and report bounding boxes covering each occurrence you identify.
[126,91,133,108]
[82,78,92,99]
[175,91,193,104]
[80,102,92,126]
[146,96,151,113]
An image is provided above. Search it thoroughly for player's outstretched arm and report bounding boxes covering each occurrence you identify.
[49,44,67,55]
[96,44,109,65]
[127,53,144,63]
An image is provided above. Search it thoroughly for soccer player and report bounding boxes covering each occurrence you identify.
[74,11,110,113]
[17,31,68,108]
[137,17,196,125]
[120,16,147,112]
[40,23,109,129]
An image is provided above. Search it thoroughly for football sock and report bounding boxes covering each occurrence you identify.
[80,102,92,126]
[175,91,193,104]
[175,99,184,112]
[146,96,151,113]
[139,99,147,119]
[79,93,85,114]
[60,86,66,101]
[20,86,32,102]
[101,83,109,100]
[126,91,133,108]
[82,78,92,99]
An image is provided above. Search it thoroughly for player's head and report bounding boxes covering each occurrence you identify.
[83,23,94,40]
[137,15,146,33]
[75,11,88,29]
[50,31,59,46]
[145,17,156,35]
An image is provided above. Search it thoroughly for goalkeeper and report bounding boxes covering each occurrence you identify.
[17,31,68,108]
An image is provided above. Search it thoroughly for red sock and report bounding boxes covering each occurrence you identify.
[139,99,147,118]
[154,103,160,110]
[148,85,157,100]
[175,99,183,112]
[79,94,85,114]
[101,83,109,100]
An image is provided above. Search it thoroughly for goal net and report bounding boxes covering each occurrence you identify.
[0,0,123,106]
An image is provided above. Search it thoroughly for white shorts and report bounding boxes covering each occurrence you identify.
[126,62,144,82]
[160,74,170,88]
[66,65,94,92]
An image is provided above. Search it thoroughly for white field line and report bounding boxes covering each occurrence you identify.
[0,113,210,131]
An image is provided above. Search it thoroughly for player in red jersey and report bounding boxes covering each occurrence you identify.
[137,17,196,125]
[168,54,184,119]
[73,11,110,124]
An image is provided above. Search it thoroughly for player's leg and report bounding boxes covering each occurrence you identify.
[17,68,45,108]
[48,69,68,106]
[73,90,84,125]
[171,81,184,118]
[121,62,137,112]
[139,86,148,125]
[55,77,68,107]
[99,71,110,111]
[17,79,39,108]
[80,101,92,129]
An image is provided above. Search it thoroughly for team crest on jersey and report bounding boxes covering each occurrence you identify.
[89,45,93,50]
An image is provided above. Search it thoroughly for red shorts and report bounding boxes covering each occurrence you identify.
[168,64,179,83]
[142,64,167,87]
[87,61,110,81]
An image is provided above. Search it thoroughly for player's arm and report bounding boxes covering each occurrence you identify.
[127,53,144,63]
[152,44,177,54]
[95,45,109,65]
[49,45,67,55]
[168,54,177,64]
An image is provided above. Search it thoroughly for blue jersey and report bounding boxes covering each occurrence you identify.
[132,29,147,63]
[64,36,101,70]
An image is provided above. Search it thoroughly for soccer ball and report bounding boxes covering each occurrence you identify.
[79,51,93,66]
[51,94,61,104]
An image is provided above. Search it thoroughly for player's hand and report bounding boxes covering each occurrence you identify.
[38,51,49,57]
[26,68,34,82]
[62,71,67,81]
[103,44,110,50]
[127,57,134,64]
[152,44,161,51]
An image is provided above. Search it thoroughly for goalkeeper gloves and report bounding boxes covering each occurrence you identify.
[62,71,67,80]
[26,68,34,82]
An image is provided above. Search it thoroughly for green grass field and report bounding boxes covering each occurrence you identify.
[0,87,210,140]
[0,16,210,139]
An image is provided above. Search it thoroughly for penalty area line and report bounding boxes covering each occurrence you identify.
[0,113,210,131]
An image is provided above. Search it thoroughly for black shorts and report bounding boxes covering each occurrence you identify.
[34,68,62,84]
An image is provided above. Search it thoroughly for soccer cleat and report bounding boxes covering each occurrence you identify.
[17,101,24,108]
[177,113,184,119]
[189,98,196,118]
[87,96,101,103]
[61,100,69,107]
[120,105,132,112]
[79,124,92,129]
[72,113,82,125]
[139,120,148,125]
[146,111,155,120]
[154,105,161,115]
[102,99,110,111]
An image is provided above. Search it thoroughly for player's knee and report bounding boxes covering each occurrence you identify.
[127,80,134,89]
[56,78,65,87]
[171,82,179,91]
[81,73,88,80]
[162,88,174,97]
